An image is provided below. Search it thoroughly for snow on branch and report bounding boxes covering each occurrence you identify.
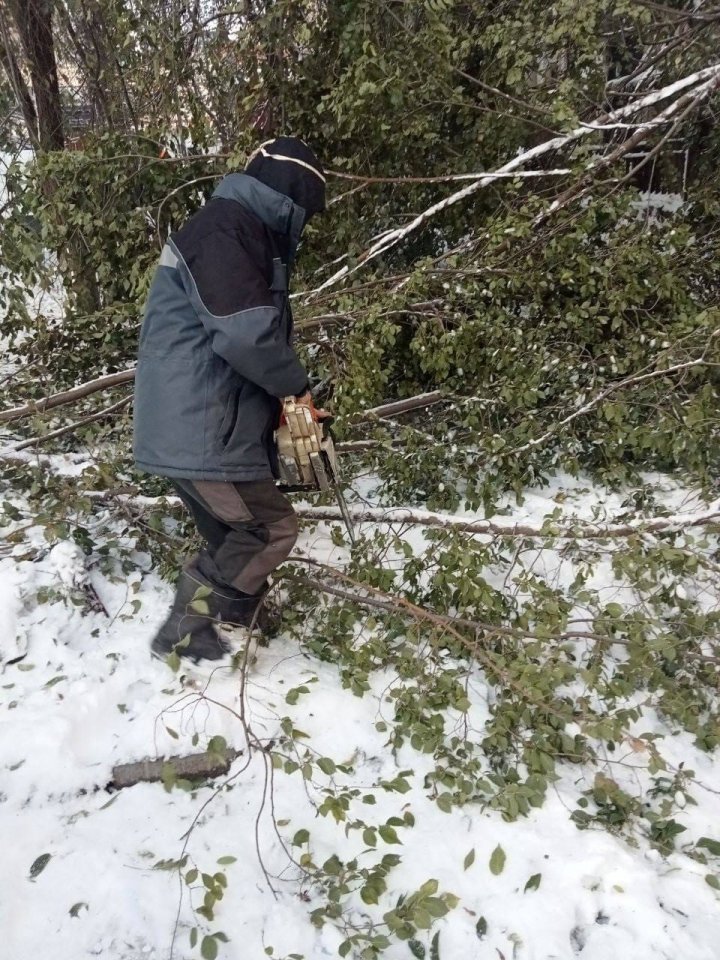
[307,63,720,296]
[63,488,720,546]
[296,502,720,539]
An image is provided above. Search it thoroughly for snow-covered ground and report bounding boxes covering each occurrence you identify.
[1,470,719,960]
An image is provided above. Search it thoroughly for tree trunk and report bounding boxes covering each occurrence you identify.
[3,0,102,314]
[0,9,39,146]
[6,0,64,151]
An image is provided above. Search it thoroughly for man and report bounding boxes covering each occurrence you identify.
[133,137,326,664]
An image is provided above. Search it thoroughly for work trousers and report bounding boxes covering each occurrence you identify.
[173,479,298,596]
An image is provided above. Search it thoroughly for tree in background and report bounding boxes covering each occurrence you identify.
[0,0,718,499]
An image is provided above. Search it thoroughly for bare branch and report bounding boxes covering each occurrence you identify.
[358,392,444,420]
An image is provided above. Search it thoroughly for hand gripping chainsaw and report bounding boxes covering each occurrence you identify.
[275,397,356,544]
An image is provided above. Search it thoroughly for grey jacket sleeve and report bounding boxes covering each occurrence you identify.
[172,236,309,398]
[202,303,308,398]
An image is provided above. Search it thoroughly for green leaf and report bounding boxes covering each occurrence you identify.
[409,940,426,958]
[524,872,541,892]
[476,916,487,939]
[166,650,181,672]
[190,599,210,615]
[360,884,379,905]
[190,928,198,948]
[706,874,720,891]
[217,855,236,865]
[430,930,440,960]
[29,853,51,879]
[463,848,475,870]
[489,844,506,876]
[292,829,310,846]
[207,735,228,757]
[605,602,624,619]
[185,868,198,885]
[698,838,720,857]
[424,897,448,918]
[419,879,439,897]
[318,757,336,775]
[322,854,343,876]
[161,762,176,792]
[201,935,218,959]
[379,825,401,845]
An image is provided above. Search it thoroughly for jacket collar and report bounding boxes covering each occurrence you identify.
[212,172,305,262]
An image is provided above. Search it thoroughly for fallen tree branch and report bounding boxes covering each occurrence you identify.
[325,168,572,184]
[531,71,720,231]
[505,340,720,458]
[307,62,720,296]
[284,560,604,729]
[0,372,441,428]
[110,747,242,790]
[296,501,720,539]
[9,395,132,451]
[85,489,720,541]
[357,391,444,420]
[288,563,611,644]
[0,368,136,422]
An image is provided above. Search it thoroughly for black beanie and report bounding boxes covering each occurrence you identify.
[245,137,326,225]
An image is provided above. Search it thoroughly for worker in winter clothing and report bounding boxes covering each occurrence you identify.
[133,137,327,663]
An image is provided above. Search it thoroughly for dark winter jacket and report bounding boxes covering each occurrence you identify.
[133,143,324,482]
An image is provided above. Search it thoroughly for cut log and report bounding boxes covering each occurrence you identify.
[110,748,242,790]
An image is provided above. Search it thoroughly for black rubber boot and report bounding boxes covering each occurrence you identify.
[193,552,278,637]
[151,566,231,663]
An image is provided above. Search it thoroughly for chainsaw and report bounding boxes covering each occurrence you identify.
[275,397,356,544]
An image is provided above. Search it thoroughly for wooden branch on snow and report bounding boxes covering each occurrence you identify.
[110,748,242,790]
[69,489,720,541]
[288,564,609,644]
[296,502,720,539]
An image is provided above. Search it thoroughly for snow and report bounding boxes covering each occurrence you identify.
[1,471,719,959]
[630,191,686,215]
